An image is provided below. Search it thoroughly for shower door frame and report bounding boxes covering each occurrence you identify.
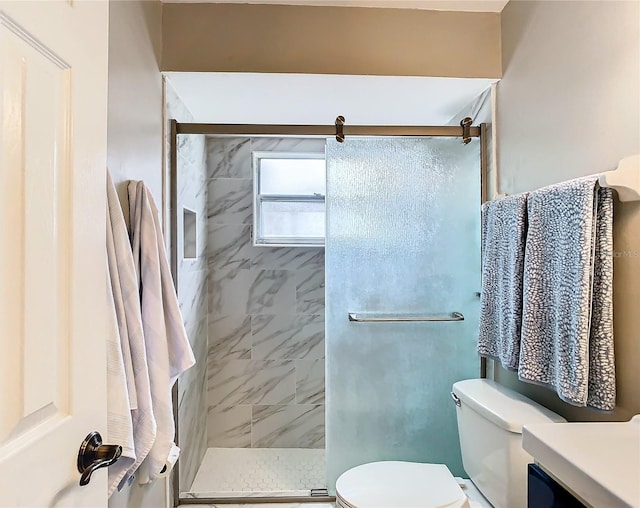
[168,119,489,506]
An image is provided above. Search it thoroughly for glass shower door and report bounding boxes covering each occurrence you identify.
[325,137,481,492]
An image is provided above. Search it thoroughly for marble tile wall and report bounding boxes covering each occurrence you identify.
[166,81,209,491]
[206,137,326,449]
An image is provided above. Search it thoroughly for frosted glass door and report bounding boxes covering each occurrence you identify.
[325,137,481,492]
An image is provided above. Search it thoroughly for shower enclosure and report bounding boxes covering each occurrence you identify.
[169,118,485,504]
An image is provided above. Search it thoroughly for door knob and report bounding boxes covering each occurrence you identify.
[77,431,122,486]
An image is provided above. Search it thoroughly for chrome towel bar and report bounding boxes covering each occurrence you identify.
[347,312,464,323]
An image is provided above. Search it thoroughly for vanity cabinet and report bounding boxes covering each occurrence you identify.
[528,464,586,508]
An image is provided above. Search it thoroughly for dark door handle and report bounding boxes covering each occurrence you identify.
[77,431,122,486]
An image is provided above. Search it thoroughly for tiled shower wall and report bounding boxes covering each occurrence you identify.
[166,82,209,490]
[206,137,326,449]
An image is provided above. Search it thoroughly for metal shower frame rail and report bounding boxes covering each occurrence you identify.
[168,117,489,506]
[176,121,481,140]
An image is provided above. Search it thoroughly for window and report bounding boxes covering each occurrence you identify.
[253,151,326,246]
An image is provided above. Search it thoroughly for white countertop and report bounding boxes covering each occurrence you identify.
[523,415,640,508]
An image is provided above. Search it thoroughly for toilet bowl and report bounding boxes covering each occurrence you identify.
[336,461,480,508]
[334,379,565,508]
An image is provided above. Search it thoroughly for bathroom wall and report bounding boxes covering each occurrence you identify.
[165,82,209,490]
[106,1,168,508]
[495,0,640,421]
[206,137,326,449]
[161,3,501,78]
[107,0,162,209]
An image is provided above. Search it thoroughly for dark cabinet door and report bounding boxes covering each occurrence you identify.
[528,464,586,508]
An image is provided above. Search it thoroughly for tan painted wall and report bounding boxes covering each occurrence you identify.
[106,2,169,507]
[495,0,640,422]
[161,3,502,78]
[107,0,163,214]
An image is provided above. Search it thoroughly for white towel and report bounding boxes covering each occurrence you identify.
[157,444,181,478]
[478,193,528,371]
[106,263,135,496]
[518,177,615,411]
[128,181,196,483]
[106,172,157,495]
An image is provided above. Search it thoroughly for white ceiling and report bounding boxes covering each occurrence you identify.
[161,0,509,12]
[165,72,495,126]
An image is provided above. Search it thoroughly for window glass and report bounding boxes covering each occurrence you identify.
[260,201,325,240]
[259,158,326,195]
[254,152,326,246]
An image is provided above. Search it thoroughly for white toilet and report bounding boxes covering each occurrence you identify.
[335,379,566,508]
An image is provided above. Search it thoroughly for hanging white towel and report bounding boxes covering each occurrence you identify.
[128,180,195,483]
[106,171,157,495]
[518,176,615,411]
[478,193,528,371]
[105,264,135,496]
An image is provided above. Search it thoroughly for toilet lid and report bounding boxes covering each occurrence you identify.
[336,461,468,508]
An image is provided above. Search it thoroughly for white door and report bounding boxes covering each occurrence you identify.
[0,1,110,506]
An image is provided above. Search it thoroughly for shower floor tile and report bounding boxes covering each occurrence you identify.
[186,447,326,498]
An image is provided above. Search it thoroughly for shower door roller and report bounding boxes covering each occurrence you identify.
[77,431,122,486]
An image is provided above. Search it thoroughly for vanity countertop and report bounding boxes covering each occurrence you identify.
[523,415,640,508]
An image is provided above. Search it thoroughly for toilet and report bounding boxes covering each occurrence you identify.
[335,379,566,508]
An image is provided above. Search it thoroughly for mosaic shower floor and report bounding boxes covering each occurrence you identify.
[185,447,327,498]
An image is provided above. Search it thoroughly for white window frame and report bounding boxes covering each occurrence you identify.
[253,151,326,247]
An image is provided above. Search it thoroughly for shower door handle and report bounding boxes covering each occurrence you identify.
[347,312,464,322]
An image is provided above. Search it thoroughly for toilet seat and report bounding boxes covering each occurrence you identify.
[335,461,470,508]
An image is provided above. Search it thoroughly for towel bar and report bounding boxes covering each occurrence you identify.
[597,154,640,202]
[347,312,464,322]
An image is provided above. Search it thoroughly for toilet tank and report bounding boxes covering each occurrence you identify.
[452,379,566,508]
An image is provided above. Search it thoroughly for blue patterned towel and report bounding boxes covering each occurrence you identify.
[478,194,529,371]
[518,177,615,411]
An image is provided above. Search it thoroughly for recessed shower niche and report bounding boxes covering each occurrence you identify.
[183,207,197,260]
